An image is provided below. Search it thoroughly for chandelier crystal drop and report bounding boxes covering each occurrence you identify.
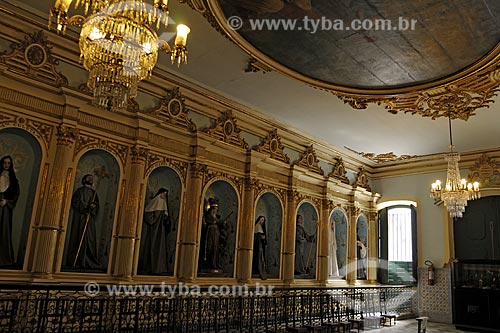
[49,0,190,110]
[430,116,480,219]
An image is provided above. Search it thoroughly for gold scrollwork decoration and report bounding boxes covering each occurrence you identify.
[56,124,78,146]
[254,128,290,164]
[345,147,419,164]
[254,182,287,204]
[75,134,129,166]
[329,157,350,184]
[205,168,244,195]
[354,167,371,192]
[147,87,196,132]
[145,152,189,184]
[294,145,324,175]
[468,153,500,188]
[131,145,149,164]
[204,110,249,149]
[0,30,68,87]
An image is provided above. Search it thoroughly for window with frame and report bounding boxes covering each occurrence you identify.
[378,204,417,285]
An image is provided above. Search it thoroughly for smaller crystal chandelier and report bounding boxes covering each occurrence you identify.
[430,115,480,218]
[48,0,190,110]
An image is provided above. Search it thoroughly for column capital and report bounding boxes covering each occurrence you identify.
[56,124,78,146]
[131,145,149,164]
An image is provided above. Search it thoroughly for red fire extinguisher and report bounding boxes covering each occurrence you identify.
[425,260,435,285]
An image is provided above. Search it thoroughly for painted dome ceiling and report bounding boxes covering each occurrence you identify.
[216,0,500,92]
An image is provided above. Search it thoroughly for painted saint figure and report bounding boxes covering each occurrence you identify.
[0,156,20,267]
[199,198,228,271]
[138,188,171,275]
[65,174,101,269]
[357,238,367,279]
[294,214,316,275]
[329,219,340,278]
[252,215,268,280]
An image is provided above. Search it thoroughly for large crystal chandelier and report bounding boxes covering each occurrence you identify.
[49,0,190,110]
[430,116,480,218]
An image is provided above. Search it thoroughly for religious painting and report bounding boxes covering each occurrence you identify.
[199,180,239,277]
[356,215,368,280]
[62,149,120,272]
[295,201,318,279]
[254,192,283,279]
[330,209,347,279]
[138,166,182,276]
[0,128,42,269]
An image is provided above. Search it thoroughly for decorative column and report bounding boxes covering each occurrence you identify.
[236,178,257,283]
[32,124,78,275]
[112,146,147,279]
[346,204,358,284]
[177,162,205,282]
[282,190,298,284]
[367,211,378,283]
[317,199,331,284]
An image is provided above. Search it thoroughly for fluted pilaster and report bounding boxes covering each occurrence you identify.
[32,124,78,274]
[177,162,206,281]
[112,146,147,279]
[283,190,298,283]
[236,178,257,283]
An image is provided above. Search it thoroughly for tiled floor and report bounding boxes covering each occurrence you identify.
[358,319,479,333]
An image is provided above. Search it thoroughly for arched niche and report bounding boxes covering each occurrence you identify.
[138,166,182,276]
[295,201,319,279]
[199,180,239,277]
[0,128,42,269]
[356,214,369,280]
[330,208,348,279]
[254,192,283,279]
[62,149,120,272]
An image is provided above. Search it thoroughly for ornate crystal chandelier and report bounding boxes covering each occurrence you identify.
[430,116,480,218]
[49,0,190,110]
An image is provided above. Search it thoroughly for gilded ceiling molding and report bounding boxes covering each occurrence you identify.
[468,154,500,188]
[0,30,68,88]
[345,147,419,164]
[245,58,272,74]
[147,87,196,132]
[204,110,249,149]
[328,157,349,184]
[254,128,290,164]
[0,115,53,153]
[354,167,371,192]
[75,134,129,167]
[337,75,500,120]
[294,145,324,176]
[145,152,188,184]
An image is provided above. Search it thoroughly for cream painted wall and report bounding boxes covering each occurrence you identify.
[371,170,453,268]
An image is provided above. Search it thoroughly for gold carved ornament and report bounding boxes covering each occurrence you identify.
[204,110,249,149]
[328,157,350,184]
[0,31,68,88]
[294,145,324,175]
[147,87,196,132]
[468,153,500,188]
[354,167,371,192]
[254,128,290,164]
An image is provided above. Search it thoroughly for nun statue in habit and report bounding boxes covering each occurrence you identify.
[138,188,171,275]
